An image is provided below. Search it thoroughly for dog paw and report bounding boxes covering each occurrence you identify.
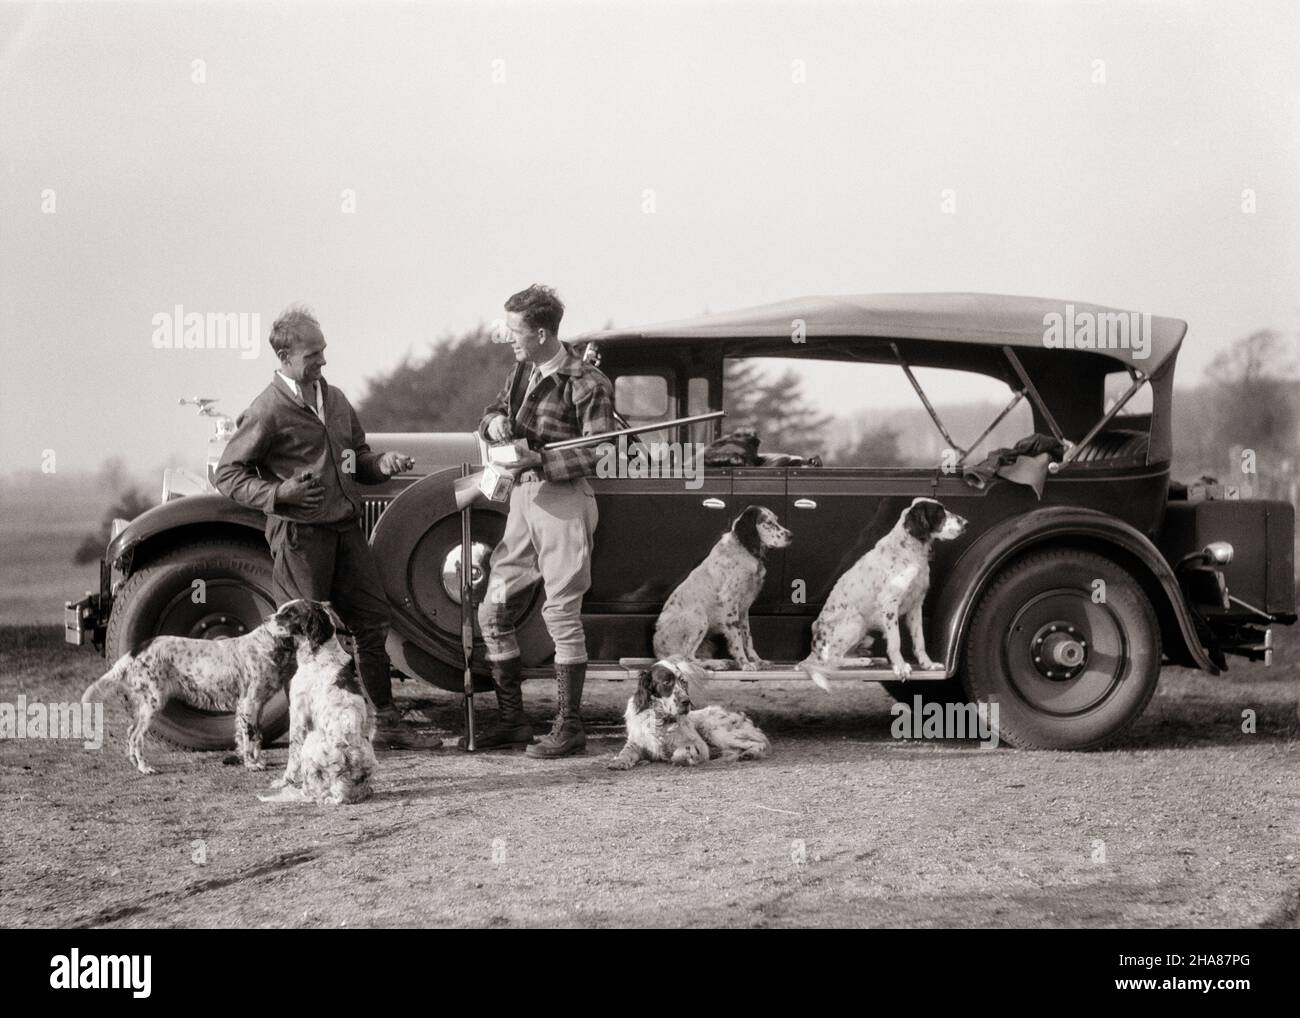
[136,764,158,776]
[891,661,912,680]
[606,756,635,771]
[245,760,268,771]
[918,659,943,671]
[268,776,289,790]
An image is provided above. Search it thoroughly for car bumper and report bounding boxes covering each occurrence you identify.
[64,560,112,651]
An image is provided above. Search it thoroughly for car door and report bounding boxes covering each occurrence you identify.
[781,470,992,656]
[584,366,733,612]
[586,470,733,611]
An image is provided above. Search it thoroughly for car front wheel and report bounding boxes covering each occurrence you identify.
[964,548,1160,750]
[104,540,288,751]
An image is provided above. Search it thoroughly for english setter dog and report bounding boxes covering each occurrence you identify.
[607,656,771,769]
[653,505,792,669]
[81,601,303,774]
[259,601,376,805]
[803,497,967,690]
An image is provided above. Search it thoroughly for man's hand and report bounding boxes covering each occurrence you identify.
[501,449,543,478]
[276,471,325,511]
[378,451,416,477]
[485,415,512,442]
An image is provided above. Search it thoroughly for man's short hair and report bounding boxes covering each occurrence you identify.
[504,284,564,338]
[268,304,320,360]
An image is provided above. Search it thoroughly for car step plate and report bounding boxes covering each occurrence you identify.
[597,657,953,682]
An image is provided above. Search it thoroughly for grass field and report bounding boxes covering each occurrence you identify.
[2,623,1297,929]
[0,482,108,627]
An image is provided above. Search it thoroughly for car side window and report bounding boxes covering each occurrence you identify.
[723,355,1032,468]
[1103,371,1154,417]
[614,374,671,426]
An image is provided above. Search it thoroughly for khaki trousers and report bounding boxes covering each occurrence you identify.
[477,477,598,665]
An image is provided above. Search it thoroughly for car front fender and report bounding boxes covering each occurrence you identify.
[107,494,265,565]
[935,506,1219,675]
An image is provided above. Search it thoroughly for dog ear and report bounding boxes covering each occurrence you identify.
[320,601,350,635]
[633,669,655,713]
[926,500,947,534]
[904,499,944,541]
[732,505,765,560]
[305,602,336,649]
[674,657,708,694]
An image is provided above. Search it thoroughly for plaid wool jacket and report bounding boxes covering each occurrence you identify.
[478,346,617,482]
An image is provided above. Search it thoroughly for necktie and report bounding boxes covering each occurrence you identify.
[515,368,541,424]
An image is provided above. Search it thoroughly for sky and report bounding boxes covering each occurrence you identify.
[2,0,1298,478]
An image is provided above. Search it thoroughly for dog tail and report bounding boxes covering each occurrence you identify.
[82,656,130,706]
[798,658,834,694]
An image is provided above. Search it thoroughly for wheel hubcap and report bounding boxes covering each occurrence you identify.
[442,541,492,605]
[1005,590,1127,717]
[1031,623,1088,680]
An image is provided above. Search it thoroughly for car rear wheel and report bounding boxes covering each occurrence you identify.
[964,548,1160,750]
[105,540,288,751]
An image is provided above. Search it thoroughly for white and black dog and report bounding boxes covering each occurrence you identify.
[82,602,302,774]
[804,497,967,690]
[608,656,770,769]
[653,505,793,669]
[259,600,377,806]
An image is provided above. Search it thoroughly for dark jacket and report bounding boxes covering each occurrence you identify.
[214,375,388,525]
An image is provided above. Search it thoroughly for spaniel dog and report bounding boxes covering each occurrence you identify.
[259,601,376,806]
[607,656,771,769]
[81,601,303,774]
[653,505,793,669]
[803,497,966,690]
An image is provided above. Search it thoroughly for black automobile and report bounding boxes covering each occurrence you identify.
[67,293,1296,750]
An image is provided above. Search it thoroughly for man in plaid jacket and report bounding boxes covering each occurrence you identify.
[472,284,616,757]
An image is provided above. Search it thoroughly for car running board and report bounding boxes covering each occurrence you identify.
[520,657,949,682]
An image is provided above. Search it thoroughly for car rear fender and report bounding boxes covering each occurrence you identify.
[935,506,1219,675]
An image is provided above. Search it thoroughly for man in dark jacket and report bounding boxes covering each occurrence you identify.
[214,305,441,750]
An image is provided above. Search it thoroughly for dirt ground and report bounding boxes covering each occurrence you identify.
[1,625,1297,929]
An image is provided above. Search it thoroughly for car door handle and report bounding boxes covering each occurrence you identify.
[702,498,727,510]
[794,498,817,509]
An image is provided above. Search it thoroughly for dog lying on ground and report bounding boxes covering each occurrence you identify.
[258,601,376,805]
[803,497,967,691]
[607,656,770,769]
[81,601,304,774]
[652,506,792,669]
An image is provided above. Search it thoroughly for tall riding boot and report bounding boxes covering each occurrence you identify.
[461,656,533,750]
[526,662,587,759]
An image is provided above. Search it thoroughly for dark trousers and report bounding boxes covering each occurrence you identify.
[266,517,395,708]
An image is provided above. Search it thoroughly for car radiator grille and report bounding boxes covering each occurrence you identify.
[362,498,392,538]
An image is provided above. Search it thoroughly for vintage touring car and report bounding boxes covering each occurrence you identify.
[66,293,1296,750]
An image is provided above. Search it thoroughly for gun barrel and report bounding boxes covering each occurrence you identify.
[541,410,725,451]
